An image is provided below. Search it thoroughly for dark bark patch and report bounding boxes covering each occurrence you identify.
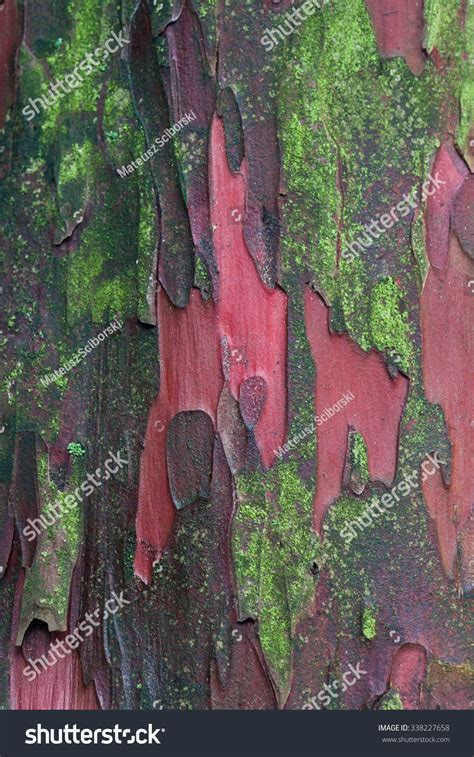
[167,410,214,509]
[452,174,474,261]
[239,376,267,431]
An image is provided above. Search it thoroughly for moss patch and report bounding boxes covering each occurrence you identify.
[379,689,404,710]
[362,606,377,640]
[233,460,321,702]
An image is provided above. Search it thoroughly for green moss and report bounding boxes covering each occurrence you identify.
[424,0,464,58]
[325,493,368,532]
[351,432,370,489]
[233,460,321,701]
[65,145,138,324]
[102,83,144,165]
[18,452,82,637]
[321,492,389,643]
[194,255,212,300]
[411,209,428,285]
[362,606,377,640]
[15,7,142,328]
[66,237,103,321]
[278,12,337,299]
[232,471,268,617]
[274,462,321,625]
[103,80,159,324]
[67,441,85,457]
[338,256,371,352]
[398,393,450,473]
[379,689,404,710]
[457,2,474,158]
[258,536,292,697]
[424,0,470,159]
[278,0,459,382]
[137,190,158,323]
[91,277,134,323]
[38,454,82,554]
[370,278,413,373]
[193,0,216,19]
[58,141,96,186]
[36,0,126,137]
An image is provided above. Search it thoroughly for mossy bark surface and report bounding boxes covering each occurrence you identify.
[0,0,473,710]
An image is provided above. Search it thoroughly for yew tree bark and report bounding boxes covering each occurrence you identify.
[0,0,473,710]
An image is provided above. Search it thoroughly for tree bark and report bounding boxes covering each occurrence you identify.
[0,0,473,710]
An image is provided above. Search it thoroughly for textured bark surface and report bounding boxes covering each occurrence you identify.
[0,0,473,710]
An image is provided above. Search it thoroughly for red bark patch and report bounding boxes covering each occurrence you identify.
[365,0,425,75]
[421,142,474,583]
[210,115,287,471]
[421,247,474,580]
[210,622,277,710]
[135,115,287,582]
[135,290,222,582]
[389,644,427,709]
[0,0,21,129]
[305,290,408,532]
[11,626,99,710]
[425,142,467,271]
[452,174,474,261]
